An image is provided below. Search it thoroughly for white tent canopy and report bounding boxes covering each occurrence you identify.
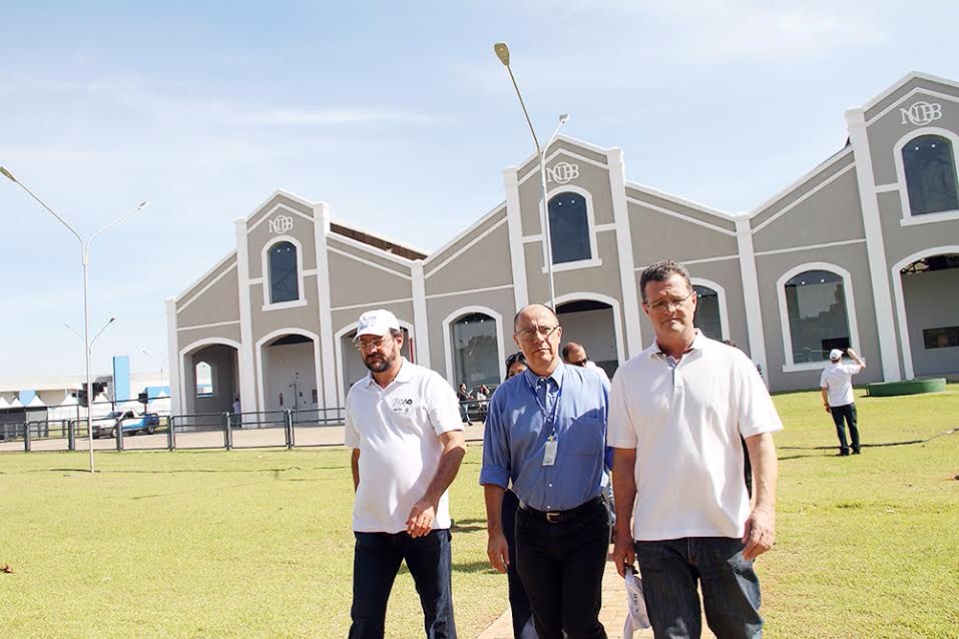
[26,395,45,408]
[0,397,9,409]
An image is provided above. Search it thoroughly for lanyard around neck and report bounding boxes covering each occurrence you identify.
[524,371,562,437]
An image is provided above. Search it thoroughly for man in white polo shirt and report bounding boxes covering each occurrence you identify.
[608,261,782,639]
[820,347,866,456]
[344,309,467,639]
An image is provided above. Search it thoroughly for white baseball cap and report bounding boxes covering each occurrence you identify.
[829,348,844,361]
[356,309,400,337]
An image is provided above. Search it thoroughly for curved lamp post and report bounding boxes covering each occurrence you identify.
[1,166,147,472]
[493,42,570,310]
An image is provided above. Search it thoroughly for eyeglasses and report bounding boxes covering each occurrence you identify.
[514,325,560,342]
[353,335,391,352]
[646,291,693,312]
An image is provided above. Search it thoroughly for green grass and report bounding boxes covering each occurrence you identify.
[1,385,958,638]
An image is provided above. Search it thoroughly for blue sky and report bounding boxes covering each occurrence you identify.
[2,1,958,379]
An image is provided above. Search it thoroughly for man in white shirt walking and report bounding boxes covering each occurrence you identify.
[820,348,866,456]
[344,309,467,639]
[609,260,782,639]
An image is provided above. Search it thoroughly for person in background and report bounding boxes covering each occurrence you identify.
[497,351,538,639]
[820,347,867,456]
[561,342,611,385]
[456,382,473,425]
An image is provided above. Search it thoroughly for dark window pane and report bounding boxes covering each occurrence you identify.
[693,286,722,340]
[923,326,959,349]
[903,135,959,215]
[451,313,499,389]
[548,192,591,264]
[269,241,299,303]
[784,270,851,363]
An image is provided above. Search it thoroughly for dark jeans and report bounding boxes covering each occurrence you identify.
[349,529,456,639]
[503,489,538,639]
[515,497,609,639]
[830,403,860,454]
[634,537,762,639]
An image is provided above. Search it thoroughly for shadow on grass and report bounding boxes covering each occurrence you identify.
[395,561,499,576]
[4,464,348,475]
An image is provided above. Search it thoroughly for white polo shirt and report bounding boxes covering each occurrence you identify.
[607,332,783,540]
[820,362,863,407]
[344,358,463,534]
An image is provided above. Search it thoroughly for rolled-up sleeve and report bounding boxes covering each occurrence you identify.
[479,393,510,488]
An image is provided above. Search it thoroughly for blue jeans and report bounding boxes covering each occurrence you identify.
[349,529,456,639]
[634,537,762,639]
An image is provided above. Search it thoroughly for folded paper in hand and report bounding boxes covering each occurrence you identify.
[623,565,651,638]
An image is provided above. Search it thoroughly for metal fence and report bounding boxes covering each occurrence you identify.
[0,407,346,454]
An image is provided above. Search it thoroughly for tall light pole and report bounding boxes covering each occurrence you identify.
[141,349,168,384]
[493,42,570,310]
[1,166,148,473]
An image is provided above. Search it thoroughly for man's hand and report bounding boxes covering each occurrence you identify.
[406,499,437,538]
[741,506,775,561]
[611,528,635,578]
[825,404,831,413]
[487,530,509,574]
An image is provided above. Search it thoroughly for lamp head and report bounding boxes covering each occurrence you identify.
[559,113,570,124]
[0,166,16,182]
[494,42,510,66]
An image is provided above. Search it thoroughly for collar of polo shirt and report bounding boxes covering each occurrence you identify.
[363,357,413,388]
[650,328,704,359]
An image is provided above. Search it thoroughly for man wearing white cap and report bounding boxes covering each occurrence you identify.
[344,309,467,639]
[820,347,867,456]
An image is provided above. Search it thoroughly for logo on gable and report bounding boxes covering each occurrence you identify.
[547,161,580,185]
[268,215,294,234]
[900,101,943,126]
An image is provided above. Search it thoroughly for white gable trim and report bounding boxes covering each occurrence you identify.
[866,86,959,127]
[177,261,238,313]
[626,196,737,237]
[752,162,857,234]
[425,216,509,279]
[175,252,237,304]
[424,203,507,268]
[327,246,413,281]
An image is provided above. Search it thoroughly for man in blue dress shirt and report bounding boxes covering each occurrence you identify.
[480,304,610,639]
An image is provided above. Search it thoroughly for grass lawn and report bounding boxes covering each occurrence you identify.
[1,385,958,638]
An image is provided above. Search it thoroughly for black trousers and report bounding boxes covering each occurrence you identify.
[503,489,538,639]
[830,403,860,454]
[515,498,610,639]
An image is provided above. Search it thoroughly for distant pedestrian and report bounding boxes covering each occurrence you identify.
[231,395,241,428]
[820,348,867,456]
[496,352,538,639]
[344,309,467,639]
[562,342,611,385]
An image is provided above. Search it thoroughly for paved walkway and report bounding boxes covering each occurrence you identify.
[475,551,714,639]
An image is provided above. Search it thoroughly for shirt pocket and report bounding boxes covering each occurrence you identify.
[567,416,605,456]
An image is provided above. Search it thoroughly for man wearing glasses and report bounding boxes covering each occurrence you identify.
[344,309,466,639]
[481,303,611,639]
[608,261,782,639]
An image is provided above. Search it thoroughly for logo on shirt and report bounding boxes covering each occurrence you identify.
[390,397,415,414]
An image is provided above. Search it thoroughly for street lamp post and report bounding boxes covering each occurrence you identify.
[1,166,147,473]
[493,42,570,310]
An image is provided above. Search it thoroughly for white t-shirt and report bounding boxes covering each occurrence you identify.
[820,362,862,407]
[344,358,463,533]
[607,333,783,540]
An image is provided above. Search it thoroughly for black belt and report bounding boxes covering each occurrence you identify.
[518,495,604,524]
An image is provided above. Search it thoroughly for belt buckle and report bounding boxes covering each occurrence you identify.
[545,511,561,523]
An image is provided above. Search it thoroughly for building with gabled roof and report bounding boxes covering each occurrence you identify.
[167,71,959,417]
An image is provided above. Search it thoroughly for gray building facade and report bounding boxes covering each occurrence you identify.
[167,72,959,416]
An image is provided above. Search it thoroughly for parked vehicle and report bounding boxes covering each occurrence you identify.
[92,410,160,439]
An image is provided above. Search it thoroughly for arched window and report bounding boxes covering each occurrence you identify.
[784,270,851,363]
[903,135,959,216]
[548,192,591,264]
[195,361,214,397]
[268,241,300,303]
[450,313,499,389]
[693,285,722,340]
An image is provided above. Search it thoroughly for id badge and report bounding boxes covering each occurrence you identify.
[542,436,558,466]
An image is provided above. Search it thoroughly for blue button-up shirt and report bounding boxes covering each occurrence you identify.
[480,362,609,511]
